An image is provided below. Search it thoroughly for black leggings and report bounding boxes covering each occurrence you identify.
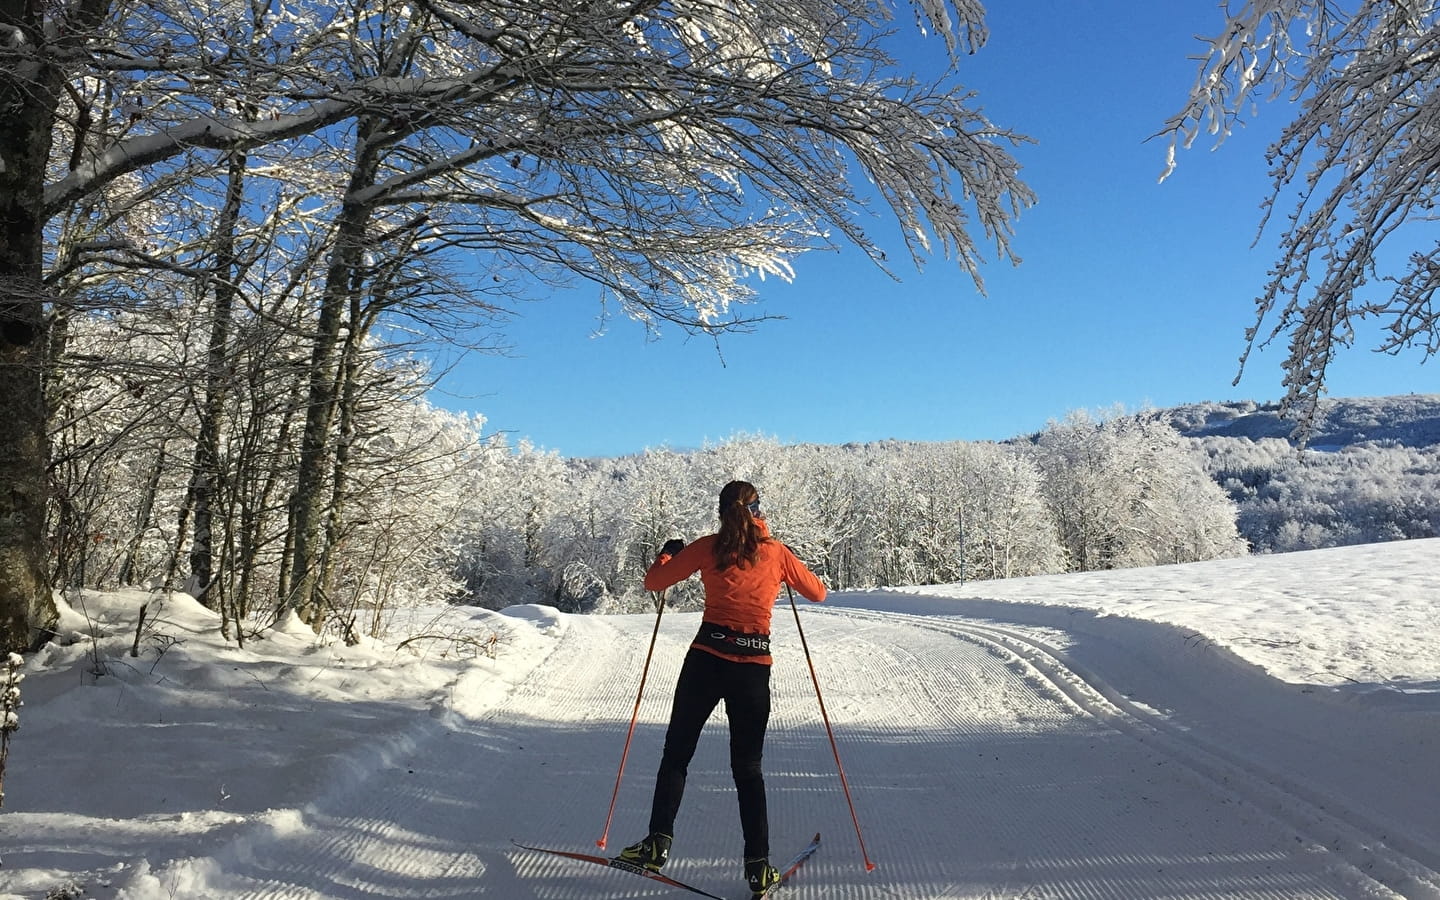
[649,648,772,859]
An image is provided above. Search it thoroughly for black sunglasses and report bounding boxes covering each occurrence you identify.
[746,500,761,516]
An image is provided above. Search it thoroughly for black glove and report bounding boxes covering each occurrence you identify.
[660,538,685,557]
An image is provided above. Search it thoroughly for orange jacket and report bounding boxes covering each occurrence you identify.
[643,525,826,664]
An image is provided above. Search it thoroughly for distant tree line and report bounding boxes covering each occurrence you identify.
[455,410,1249,614]
[45,322,1440,633]
[459,402,1440,612]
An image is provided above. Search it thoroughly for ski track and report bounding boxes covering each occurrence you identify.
[156,603,1435,899]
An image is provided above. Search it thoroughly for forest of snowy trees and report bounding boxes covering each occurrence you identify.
[48,328,1439,636]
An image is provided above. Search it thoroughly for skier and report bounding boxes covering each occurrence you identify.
[617,480,827,897]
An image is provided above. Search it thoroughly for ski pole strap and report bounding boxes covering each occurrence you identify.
[692,621,770,657]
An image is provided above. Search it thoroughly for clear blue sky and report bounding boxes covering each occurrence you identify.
[430,1,1436,459]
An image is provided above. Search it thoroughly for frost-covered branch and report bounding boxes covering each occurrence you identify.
[1161,0,1440,438]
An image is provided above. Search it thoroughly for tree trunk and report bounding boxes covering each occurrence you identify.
[316,310,364,641]
[286,143,379,628]
[0,14,61,651]
[0,292,55,651]
[188,151,247,606]
[246,354,304,623]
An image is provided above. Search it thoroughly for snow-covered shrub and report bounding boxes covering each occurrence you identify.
[1,652,23,808]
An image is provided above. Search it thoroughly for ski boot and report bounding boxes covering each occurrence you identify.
[745,856,781,897]
[615,832,671,872]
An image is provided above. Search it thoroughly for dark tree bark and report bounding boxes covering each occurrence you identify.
[0,0,73,650]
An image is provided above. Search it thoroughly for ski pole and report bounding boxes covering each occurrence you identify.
[787,585,876,871]
[597,588,666,849]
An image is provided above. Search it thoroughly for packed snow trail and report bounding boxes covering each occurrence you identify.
[126,599,1432,899]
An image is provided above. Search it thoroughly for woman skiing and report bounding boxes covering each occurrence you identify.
[616,480,827,897]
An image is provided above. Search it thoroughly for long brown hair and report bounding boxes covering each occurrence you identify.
[713,480,767,570]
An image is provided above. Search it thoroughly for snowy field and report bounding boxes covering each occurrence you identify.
[1,538,1436,900]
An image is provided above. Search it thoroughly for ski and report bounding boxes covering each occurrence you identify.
[512,839,729,900]
[752,832,821,899]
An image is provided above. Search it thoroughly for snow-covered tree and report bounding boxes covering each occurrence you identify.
[1031,410,1247,571]
[543,461,628,613]
[789,445,869,589]
[851,440,1064,585]
[619,448,711,610]
[889,442,969,584]
[321,401,482,641]
[955,442,1065,580]
[1163,1,1440,435]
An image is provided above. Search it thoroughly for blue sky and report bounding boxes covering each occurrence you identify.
[430,1,1436,459]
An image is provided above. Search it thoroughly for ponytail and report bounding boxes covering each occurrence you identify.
[713,480,766,570]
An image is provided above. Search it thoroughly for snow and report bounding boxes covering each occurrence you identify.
[1,538,1437,899]
[886,539,1439,697]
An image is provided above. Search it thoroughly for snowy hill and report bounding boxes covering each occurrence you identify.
[1160,394,1440,448]
[1147,395,1440,553]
